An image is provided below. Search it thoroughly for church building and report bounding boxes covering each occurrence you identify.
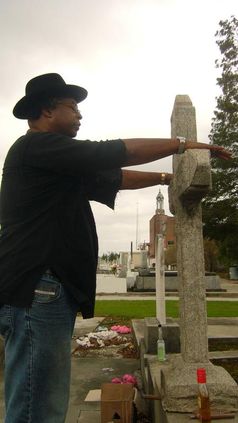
[149,190,176,259]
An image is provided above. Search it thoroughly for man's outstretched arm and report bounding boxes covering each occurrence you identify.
[122,138,232,166]
[121,170,172,190]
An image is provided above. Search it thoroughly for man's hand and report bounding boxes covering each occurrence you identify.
[185,140,232,161]
[209,145,233,160]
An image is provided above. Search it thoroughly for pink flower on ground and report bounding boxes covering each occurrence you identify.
[111,377,122,384]
[110,325,131,334]
[122,374,137,386]
[111,374,137,387]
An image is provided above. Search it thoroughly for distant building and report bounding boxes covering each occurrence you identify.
[149,190,176,260]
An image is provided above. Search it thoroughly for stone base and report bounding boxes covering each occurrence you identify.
[160,355,238,413]
[135,274,222,291]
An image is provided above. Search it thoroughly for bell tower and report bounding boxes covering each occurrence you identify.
[156,189,164,215]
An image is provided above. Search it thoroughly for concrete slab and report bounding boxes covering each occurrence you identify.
[84,389,101,402]
[210,350,238,359]
[78,410,100,422]
[208,324,238,337]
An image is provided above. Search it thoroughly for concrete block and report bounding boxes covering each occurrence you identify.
[96,274,127,293]
[144,317,158,353]
[162,322,180,354]
[131,318,144,347]
[206,275,221,290]
[139,339,149,394]
[134,274,222,291]
[160,355,238,413]
[144,318,181,354]
[84,389,101,402]
[146,357,238,420]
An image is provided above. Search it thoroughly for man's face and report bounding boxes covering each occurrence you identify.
[48,98,82,138]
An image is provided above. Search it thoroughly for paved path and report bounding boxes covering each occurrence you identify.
[96,294,238,301]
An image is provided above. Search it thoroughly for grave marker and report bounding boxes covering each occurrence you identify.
[160,95,238,412]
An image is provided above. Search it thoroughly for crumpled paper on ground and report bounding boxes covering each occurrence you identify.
[76,330,119,348]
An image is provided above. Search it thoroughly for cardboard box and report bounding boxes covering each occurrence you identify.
[101,383,134,423]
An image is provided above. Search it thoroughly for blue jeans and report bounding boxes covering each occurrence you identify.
[0,274,79,423]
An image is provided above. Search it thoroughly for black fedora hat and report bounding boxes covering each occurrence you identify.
[13,73,88,119]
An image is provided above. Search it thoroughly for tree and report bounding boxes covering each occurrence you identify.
[203,238,219,272]
[108,251,119,262]
[101,253,108,262]
[202,16,238,267]
[100,252,120,262]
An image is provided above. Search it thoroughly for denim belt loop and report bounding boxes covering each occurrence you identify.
[44,269,60,282]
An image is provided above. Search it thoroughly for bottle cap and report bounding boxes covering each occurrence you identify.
[197,368,206,383]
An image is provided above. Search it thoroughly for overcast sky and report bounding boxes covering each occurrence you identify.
[0,0,237,254]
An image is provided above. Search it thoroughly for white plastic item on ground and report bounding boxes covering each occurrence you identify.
[76,330,118,348]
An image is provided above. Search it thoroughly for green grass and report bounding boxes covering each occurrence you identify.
[206,301,238,317]
[94,300,238,318]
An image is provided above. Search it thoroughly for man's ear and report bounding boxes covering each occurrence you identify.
[41,108,54,118]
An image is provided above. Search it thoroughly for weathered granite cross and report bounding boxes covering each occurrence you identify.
[160,95,238,412]
[169,94,211,363]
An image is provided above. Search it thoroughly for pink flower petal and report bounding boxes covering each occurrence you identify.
[111,377,122,384]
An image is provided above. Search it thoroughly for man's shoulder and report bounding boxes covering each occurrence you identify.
[4,132,62,162]
[4,134,28,158]
[24,131,79,145]
[12,131,73,152]
[7,132,41,152]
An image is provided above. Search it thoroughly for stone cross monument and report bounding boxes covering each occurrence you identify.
[160,95,238,412]
[169,95,211,363]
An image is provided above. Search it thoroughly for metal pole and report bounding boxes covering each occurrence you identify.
[155,234,166,324]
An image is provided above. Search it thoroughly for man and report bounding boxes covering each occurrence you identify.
[0,73,231,423]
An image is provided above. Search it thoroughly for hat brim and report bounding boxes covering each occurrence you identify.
[13,84,88,119]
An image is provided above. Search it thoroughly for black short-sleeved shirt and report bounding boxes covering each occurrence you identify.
[0,132,127,317]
